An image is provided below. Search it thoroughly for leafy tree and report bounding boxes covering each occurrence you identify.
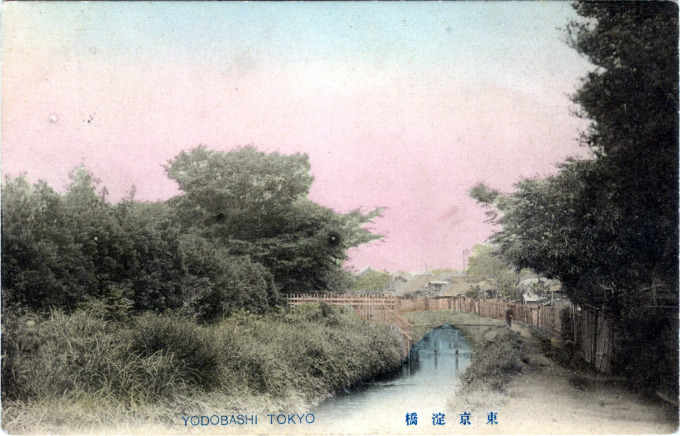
[2,176,66,310]
[63,166,129,298]
[353,269,391,292]
[181,247,279,323]
[3,147,382,317]
[166,146,313,241]
[471,3,678,311]
[465,244,521,300]
[2,171,109,311]
[111,201,186,312]
[165,146,382,293]
[2,167,281,318]
[566,2,678,303]
[470,2,678,392]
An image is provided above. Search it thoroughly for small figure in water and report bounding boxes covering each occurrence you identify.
[505,306,514,328]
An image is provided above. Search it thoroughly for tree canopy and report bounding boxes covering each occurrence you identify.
[2,147,383,321]
[470,3,678,312]
[165,146,382,293]
[469,2,678,393]
[466,244,522,300]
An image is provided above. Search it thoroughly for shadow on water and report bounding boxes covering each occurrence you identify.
[313,324,472,427]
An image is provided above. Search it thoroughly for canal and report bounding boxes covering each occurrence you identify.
[313,324,472,433]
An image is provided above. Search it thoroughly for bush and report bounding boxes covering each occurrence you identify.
[612,308,679,397]
[460,329,523,392]
[216,303,403,399]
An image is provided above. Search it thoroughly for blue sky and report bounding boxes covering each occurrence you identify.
[8,2,587,85]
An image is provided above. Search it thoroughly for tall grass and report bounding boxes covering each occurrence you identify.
[2,310,194,405]
[2,302,403,433]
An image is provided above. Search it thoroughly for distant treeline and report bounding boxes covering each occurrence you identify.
[2,146,382,321]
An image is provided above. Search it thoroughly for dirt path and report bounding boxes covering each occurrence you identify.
[491,324,677,434]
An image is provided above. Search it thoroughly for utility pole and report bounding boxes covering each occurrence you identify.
[99,186,109,203]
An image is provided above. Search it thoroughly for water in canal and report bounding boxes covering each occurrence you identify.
[313,324,472,433]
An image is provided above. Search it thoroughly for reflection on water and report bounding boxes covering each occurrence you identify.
[313,325,472,432]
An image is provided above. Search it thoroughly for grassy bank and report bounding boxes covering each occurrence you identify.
[401,310,524,412]
[2,303,403,434]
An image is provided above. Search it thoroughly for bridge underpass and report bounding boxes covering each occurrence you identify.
[286,294,499,359]
[286,293,562,361]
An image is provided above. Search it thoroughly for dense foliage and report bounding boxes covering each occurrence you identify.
[165,146,382,294]
[466,244,522,299]
[1,148,394,432]
[470,2,678,311]
[2,147,382,320]
[469,2,678,392]
[352,269,391,292]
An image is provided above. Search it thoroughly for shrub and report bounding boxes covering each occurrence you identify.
[2,302,404,433]
[460,329,523,392]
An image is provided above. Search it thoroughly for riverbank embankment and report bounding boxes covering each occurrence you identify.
[2,302,403,434]
[404,309,676,433]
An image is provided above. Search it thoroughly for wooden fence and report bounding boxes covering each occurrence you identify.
[288,293,398,311]
[396,295,613,372]
[288,294,412,358]
[286,293,615,372]
[568,305,614,373]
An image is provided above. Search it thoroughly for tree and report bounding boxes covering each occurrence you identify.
[2,176,67,310]
[353,269,391,292]
[63,166,129,299]
[471,3,678,310]
[178,234,279,322]
[465,244,521,300]
[470,2,678,393]
[1,171,113,311]
[110,200,186,312]
[165,145,314,241]
[165,146,383,293]
[1,167,281,318]
[567,2,678,304]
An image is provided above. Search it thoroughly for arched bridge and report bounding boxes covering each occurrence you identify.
[287,293,567,360]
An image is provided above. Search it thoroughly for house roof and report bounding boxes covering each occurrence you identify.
[356,266,376,278]
[522,291,546,303]
[440,278,494,296]
[400,275,434,294]
[518,277,562,291]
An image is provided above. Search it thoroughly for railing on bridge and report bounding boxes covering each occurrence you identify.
[368,306,413,358]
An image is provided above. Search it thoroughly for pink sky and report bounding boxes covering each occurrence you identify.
[2,2,592,272]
